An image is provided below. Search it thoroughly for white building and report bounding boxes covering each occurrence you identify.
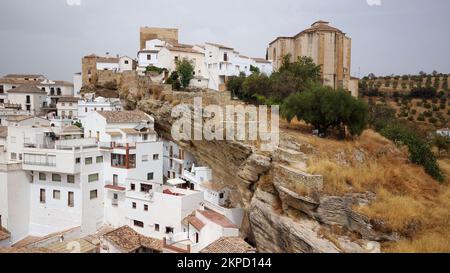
[163,141,195,181]
[203,42,273,91]
[77,96,122,120]
[23,137,105,236]
[118,56,134,72]
[157,45,209,88]
[6,84,47,115]
[252,58,274,75]
[0,74,75,108]
[96,55,120,72]
[56,97,79,119]
[137,39,166,73]
[0,109,247,252]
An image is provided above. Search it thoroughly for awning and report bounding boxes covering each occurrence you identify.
[167,178,186,186]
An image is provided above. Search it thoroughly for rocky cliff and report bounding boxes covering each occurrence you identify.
[132,91,397,253]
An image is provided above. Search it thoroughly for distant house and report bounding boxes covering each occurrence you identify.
[56,96,79,119]
[6,84,47,115]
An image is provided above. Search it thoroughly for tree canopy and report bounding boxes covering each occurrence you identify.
[175,58,195,89]
[281,84,368,138]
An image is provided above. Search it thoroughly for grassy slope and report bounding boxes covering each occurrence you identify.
[281,120,450,253]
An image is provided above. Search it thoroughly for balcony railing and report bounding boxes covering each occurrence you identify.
[23,160,56,167]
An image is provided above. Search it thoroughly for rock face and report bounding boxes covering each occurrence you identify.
[135,93,387,253]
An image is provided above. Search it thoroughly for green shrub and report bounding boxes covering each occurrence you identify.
[381,123,443,182]
[145,65,165,74]
[424,111,433,118]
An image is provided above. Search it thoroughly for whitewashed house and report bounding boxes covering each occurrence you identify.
[163,141,195,181]
[119,56,135,72]
[23,137,104,236]
[56,97,79,119]
[96,54,120,72]
[6,84,47,115]
[77,96,122,120]
[157,45,209,88]
[202,42,272,91]
[137,39,167,73]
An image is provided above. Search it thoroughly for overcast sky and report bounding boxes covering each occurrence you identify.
[0,0,449,81]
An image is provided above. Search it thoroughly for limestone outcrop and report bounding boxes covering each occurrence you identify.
[134,92,389,253]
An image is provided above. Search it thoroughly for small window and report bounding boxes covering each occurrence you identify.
[67,175,75,184]
[53,190,61,200]
[90,190,98,200]
[96,156,103,163]
[68,192,74,207]
[113,193,118,200]
[85,157,93,165]
[40,189,46,203]
[39,173,46,181]
[140,184,152,193]
[75,158,81,164]
[134,220,144,228]
[88,173,99,183]
[132,202,137,209]
[124,60,129,64]
[147,173,154,181]
[144,204,148,211]
[165,227,174,234]
[147,55,151,60]
[131,184,135,191]
[52,174,62,182]
[142,155,148,162]
[155,224,160,232]
[174,56,179,62]
[153,154,159,160]
[219,192,224,199]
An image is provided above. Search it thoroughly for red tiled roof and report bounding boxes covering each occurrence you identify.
[163,189,184,196]
[198,210,237,229]
[188,217,205,231]
[200,237,255,253]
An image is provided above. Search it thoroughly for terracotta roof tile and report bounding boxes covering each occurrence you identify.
[97,111,151,123]
[198,210,237,229]
[4,74,45,79]
[188,216,205,231]
[205,42,234,50]
[0,247,55,253]
[200,237,255,253]
[103,226,163,253]
[7,84,46,94]
[58,96,79,103]
[0,227,10,241]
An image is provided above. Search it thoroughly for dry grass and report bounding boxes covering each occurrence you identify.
[299,129,450,252]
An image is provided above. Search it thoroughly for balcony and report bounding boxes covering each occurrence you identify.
[104,182,126,192]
